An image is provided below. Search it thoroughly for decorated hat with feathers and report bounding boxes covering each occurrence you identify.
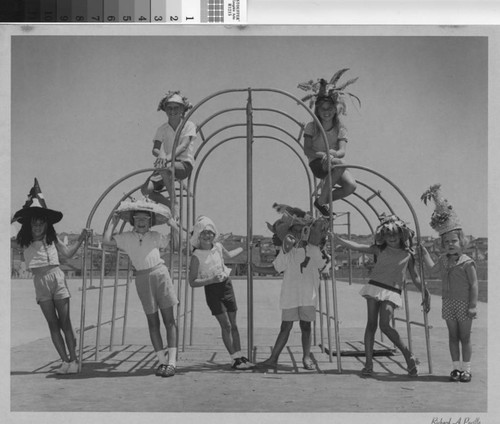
[157,90,193,112]
[374,213,415,251]
[421,184,461,236]
[297,68,361,114]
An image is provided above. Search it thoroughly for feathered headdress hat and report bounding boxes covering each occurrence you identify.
[157,90,193,113]
[374,213,415,251]
[297,68,361,114]
[421,184,461,236]
[12,178,63,225]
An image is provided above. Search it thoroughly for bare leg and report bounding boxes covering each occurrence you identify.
[227,311,242,353]
[364,298,380,370]
[446,319,461,362]
[146,311,164,353]
[299,320,312,360]
[159,306,178,349]
[379,301,413,367]
[54,298,77,361]
[214,312,236,355]
[39,300,69,362]
[261,321,294,366]
[458,319,473,363]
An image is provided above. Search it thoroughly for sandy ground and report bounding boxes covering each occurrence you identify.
[7,276,492,423]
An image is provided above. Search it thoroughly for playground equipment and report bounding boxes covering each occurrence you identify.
[77,88,432,374]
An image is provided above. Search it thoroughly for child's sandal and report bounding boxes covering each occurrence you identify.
[459,371,472,383]
[407,356,420,377]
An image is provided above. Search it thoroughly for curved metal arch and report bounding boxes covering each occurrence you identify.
[189,134,315,219]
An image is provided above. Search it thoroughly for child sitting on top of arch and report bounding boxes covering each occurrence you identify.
[298,69,360,217]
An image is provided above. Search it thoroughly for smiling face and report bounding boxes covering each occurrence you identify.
[133,212,152,234]
[31,216,47,240]
[199,229,216,249]
[441,231,463,255]
[316,99,336,124]
[165,102,184,123]
[383,228,402,249]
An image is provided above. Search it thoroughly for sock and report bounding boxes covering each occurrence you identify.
[463,362,471,373]
[167,348,177,367]
[453,361,461,371]
[156,350,167,365]
[233,351,242,359]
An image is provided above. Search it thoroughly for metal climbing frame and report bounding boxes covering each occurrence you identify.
[76,170,189,370]
[165,87,432,374]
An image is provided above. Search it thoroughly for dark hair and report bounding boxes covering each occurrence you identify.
[16,214,57,248]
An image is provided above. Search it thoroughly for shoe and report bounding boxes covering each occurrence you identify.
[460,371,472,383]
[255,359,278,369]
[155,363,168,377]
[449,369,462,382]
[407,355,420,377]
[66,360,79,374]
[236,357,255,369]
[361,366,373,376]
[55,361,70,375]
[314,200,330,217]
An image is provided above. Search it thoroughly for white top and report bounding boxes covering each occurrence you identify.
[113,231,169,271]
[273,245,326,309]
[191,242,230,280]
[23,240,60,269]
[154,120,197,165]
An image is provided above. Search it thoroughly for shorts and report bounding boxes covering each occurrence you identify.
[442,298,470,322]
[135,264,179,315]
[150,161,193,191]
[32,266,70,304]
[359,280,403,309]
[204,278,238,316]
[309,158,329,179]
[282,305,316,322]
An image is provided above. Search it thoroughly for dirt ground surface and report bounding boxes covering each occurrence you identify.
[7,277,495,424]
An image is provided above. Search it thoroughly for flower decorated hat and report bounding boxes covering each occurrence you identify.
[374,213,415,251]
[12,178,63,225]
[190,215,219,249]
[157,90,193,113]
[297,68,361,114]
[421,184,461,236]
[115,198,174,228]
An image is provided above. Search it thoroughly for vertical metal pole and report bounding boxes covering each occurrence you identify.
[323,277,333,363]
[95,248,106,360]
[78,233,90,372]
[246,88,254,359]
[109,250,120,349]
[403,283,413,353]
[318,282,325,353]
[121,259,132,345]
[347,212,352,285]
[330,275,343,372]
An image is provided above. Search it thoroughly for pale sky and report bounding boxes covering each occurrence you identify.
[7,28,490,241]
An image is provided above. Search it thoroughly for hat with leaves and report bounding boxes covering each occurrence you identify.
[374,213,415,251]
[157,90,193,112]
[297,68,361,114]
[12,178,63,225]
[421,184,461,236]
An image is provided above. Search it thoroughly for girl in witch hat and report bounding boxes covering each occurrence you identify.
[102,198,179,378]
[11,178,88,375]
[298,69,359,217]
[420,184,478,383]
[334,214,430,377]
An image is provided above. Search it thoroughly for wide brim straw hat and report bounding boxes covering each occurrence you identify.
[12,178,63,225]
[190,215,219,249]
[157,91,193,112]
[114,199,173,227]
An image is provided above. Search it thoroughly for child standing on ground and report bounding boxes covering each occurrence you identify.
[188,216,254,370]
[11,179,88,374]
[420,184,478,382]
[298,70,359,217]
[258,208,329,370]
[141,91,197,218]
[334,214,430,376]
[103,199,179,378]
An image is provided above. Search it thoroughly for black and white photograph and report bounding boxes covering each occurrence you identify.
[1,7,498,424]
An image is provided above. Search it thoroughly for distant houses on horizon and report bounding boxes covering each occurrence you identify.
[11,232,488,279]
